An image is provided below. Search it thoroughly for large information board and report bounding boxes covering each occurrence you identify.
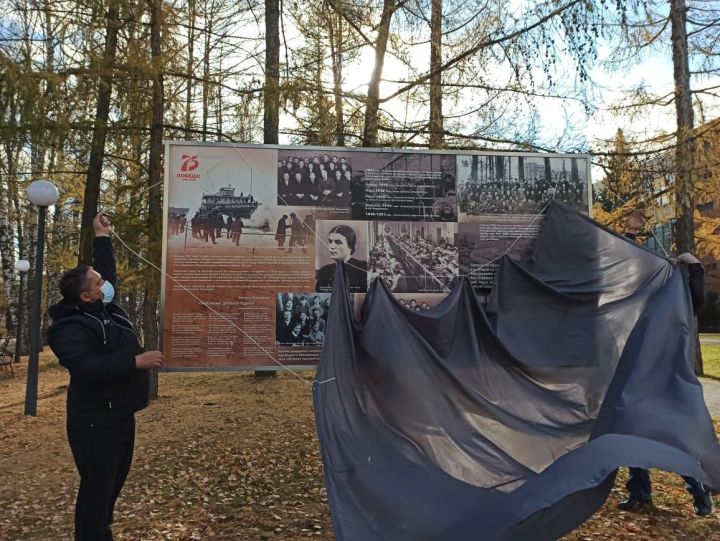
[161,143,590,369]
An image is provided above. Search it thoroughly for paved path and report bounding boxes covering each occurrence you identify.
[701,378,720,418]
[701,339,720,345]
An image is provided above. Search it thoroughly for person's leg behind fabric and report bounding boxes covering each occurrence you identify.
[682,475,715,516]
[618,467,653,511]
[108,416,136,526]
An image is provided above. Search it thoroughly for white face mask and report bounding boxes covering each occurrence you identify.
[88,281,115,304]
[99,281,115,304]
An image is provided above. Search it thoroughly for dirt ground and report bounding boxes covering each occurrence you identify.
[1,357,719,541]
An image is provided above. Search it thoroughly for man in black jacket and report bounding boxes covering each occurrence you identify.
[618,210,714,517]
[48,213,164,540]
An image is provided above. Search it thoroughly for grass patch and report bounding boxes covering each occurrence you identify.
[702,343,720,379]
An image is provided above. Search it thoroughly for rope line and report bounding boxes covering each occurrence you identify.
[111,228,315,386]
[223,144,563,284]
[103,146,573,384]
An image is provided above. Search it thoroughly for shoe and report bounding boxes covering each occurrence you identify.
[618,496,653,511]
[694,494,714,517]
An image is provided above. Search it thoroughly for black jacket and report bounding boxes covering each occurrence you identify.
[686,263,706,314]
[48,237,149,425]
[316,258,367,293]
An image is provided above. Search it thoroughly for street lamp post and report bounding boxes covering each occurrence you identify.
[24,180,59,417]
[13,259,30,363]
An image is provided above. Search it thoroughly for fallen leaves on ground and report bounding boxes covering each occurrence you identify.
[1,357,719,540]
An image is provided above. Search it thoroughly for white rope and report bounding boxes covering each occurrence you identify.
[457,177,560,279]
[224,146,368,275]
[110,228,315,386]
[225,143,568,288]
[101,147,570,385]
[101,180,165,212]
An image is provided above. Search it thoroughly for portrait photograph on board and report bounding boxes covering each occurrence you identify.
[315,220,369,293]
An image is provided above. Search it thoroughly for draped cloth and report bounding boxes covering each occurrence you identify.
[313,201,720,541]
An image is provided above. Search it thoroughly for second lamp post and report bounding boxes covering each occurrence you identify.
[24,179,59,417]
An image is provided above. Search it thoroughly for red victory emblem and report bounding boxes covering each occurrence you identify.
[180,154,199,172]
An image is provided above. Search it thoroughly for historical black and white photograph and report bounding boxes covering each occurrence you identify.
[353,292,447,320]
[275,292,332,346]
[166,146,284,252]
[456,216,543,291]
[167,206,189,238]
[457,154,588,220]
[349,152,457,221]
[178,185,260,246]
[277,150,353,208]
[368,221,459,293]
[171,199,324,257]
[315,220,369,293]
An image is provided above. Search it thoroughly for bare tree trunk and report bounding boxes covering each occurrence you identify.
[38,0,61,348]
[42,206,59,344]
[0,140,19,332]
[428,0,444,149]
[128,140,144,330]
[144,0,165,399]
[202,2,212,142]
[42,0,55,90]
[328,11,345,146]
[216,57,224,140]
[185,0,196,135]
[362,0,396,147]
[42,150,60,343]
[24,203,38,350]
[79,0,121,264]
[259,0,280,377]
[264,0,280,144]
[670,0,702,375]
[0,212,16,332]
[9,160,29,353]
[671,0,695,254]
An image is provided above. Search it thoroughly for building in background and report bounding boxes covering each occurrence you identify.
[644,119,720,332]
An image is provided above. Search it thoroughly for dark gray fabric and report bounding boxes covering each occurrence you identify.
[313,201,720,541]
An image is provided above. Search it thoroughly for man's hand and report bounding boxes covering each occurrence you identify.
[93,213,111,237]
[678,252,701,265]
[624,210,645,235]
[135,351,165,369]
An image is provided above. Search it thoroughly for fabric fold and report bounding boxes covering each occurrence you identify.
[313,201,720,541]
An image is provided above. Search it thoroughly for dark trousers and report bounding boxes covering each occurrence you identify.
[627,467,709,501]
[67,416,136,541]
